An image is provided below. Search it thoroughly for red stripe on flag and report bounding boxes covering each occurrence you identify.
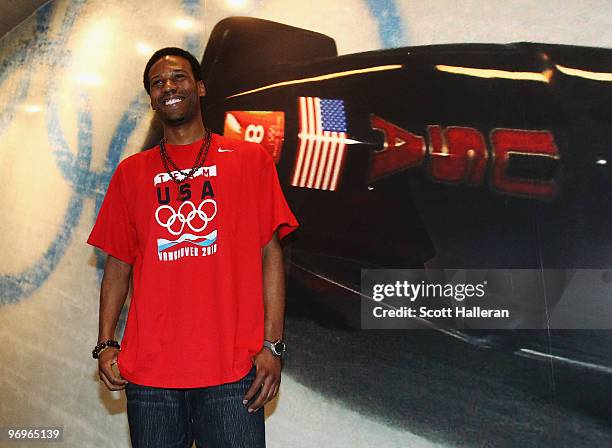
[291,97,308,186]
[299,97,316,186]
[314,132,331,189]
[307,98,324,188]
[330,134,347,191]
[322,132,337,190]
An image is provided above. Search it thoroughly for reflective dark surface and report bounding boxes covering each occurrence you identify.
[201,18,612,381]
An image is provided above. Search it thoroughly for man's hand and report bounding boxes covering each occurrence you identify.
[98,347,128,391]
[97,255,131,391]
[243,348,281,412]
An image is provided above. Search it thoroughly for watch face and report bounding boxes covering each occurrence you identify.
[274,341,286,354]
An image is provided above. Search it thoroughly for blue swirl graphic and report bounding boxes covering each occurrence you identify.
[0,0,402,306]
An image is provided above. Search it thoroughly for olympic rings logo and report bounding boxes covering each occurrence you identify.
[155,200,217,236]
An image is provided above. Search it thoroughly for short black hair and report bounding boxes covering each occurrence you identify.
[143,47,203,94]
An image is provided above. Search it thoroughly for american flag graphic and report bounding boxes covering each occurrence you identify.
[291,97,348,191]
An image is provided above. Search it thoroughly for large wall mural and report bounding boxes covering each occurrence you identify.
[0,0,401,305]
[1,1,611,447]
[1,0,201,304]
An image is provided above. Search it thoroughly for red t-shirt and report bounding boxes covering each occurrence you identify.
[87,134,298,388]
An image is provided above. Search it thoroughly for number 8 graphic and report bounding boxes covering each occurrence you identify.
[245,124,265,143]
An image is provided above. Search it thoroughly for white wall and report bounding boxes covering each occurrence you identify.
[0,1,609,447]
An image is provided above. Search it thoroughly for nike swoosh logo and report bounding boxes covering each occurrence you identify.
[218,148,234,153]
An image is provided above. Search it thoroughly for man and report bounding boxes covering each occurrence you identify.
[88,47,298,448]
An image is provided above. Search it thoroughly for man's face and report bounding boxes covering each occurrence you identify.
[148,55,205,125]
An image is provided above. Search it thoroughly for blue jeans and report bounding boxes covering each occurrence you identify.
[125,367,265,448]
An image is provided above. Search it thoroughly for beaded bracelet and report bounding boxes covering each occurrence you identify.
[92,340,120,359]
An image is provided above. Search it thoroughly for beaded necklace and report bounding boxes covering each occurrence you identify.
[159,128,212,184]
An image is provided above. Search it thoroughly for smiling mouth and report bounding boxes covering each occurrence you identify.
[163,97,183,106]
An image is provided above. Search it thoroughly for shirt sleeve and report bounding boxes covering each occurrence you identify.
[257,146,299,247]
[87,163,138,265]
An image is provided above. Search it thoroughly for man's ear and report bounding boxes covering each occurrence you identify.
[197,80,206,97]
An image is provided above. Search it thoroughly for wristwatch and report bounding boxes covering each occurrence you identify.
[263,339,286,357]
